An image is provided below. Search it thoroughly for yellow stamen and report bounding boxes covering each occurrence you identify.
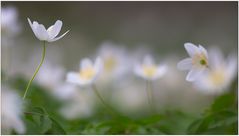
[208,69,225,86]
[79,67,96,80]
[142,65,157,77]
[104,57,117,72]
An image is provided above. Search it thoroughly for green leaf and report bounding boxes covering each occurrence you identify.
[187,119,203,134]
[46,117,66,134]
[138,114,162,125]
[211,93,235,112]
[24,107,52,134]
[195,116,213,134]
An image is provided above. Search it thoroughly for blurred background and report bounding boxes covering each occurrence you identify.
[1,1,238,134]
[2,2,237,65]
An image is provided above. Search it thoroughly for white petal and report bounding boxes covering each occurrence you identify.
[80,58,93,69]
[66,72,80,84]
[94,57,103,73]
[27,18,33,29]
[66,72,92,86]
[47,30,69,42]
[35,24,48,41]
[227,54,237,79]
[186,68,204,82]
[134,64,142,77]
[28,18,40,39]
[177,58,192,70]
[184,43,199,57]
[13,118,25,134]
[155,65,167,78]
[199,45,208,58]
[47,20,62,39]
[32,21,39,29]
[143,55,154,65]
[208,47,224,68]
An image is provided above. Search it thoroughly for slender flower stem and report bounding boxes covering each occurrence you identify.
[5,45,10,81]
[23,41,46,100]
[146,80,156,113]
[91,84,117,116]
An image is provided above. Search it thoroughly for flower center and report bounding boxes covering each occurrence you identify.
[104,57,117,72]
[142,65,157,77]
[79,67,96,80]
[200,59,207,65]
[192,53,208,68]
[208,69,225,86]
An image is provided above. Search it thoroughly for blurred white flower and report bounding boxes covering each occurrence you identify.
[35,61,65,90]
[34,61,78,100]
[154,56,212,113]
[27,18,69,42]
[177,43,209,82]
[111,80,148,115]
[53,83,78,101]
[1,86,25,134]
[59,88,96,119]
[193,48,237,94]
[97,41,131,82]
[134,55,167,80]
[66,57,103,86]
[1,6,21,37]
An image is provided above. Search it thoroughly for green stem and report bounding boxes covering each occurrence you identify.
[23,41,46,100]
[91,84,117,116]
[24,112,48,117]
[146,80,156,113]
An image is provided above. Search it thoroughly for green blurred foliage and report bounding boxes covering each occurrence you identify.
[5,73,238,135]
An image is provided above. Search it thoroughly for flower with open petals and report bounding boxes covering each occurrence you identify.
[134,55,167,80]
[27,18,69,42]
[66,57,103,86]
[177,43,209,82]
[193,48,237,94]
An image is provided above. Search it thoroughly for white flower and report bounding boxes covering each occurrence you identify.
[1,86,25,134]
[66,57,103,86]
[177,43,209,82]
[1,6,21,36]
[27,18,69,42]
[34,61,78,100]
[111,80,148,114]
[134,55,167,80]
[35,61,65,90]
[59,88,96,119]
[193,48,237,94]
[53,83,78,101]
[97,41,131,81]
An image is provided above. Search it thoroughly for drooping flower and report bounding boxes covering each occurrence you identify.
[27,18,69,42]
[66,57,103,86]
[1,86,25,134]
[134,55,167,80]
[177,43,209,82]
[193,48,237,94]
